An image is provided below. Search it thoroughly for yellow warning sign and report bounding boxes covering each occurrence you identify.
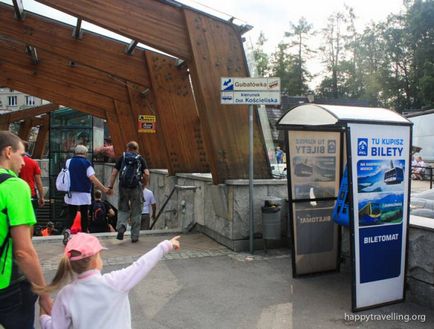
[138,114,156,133]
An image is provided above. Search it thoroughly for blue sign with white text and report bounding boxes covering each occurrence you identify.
[359,224,402,283]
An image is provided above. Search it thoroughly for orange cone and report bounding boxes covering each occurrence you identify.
[70,211,82,234]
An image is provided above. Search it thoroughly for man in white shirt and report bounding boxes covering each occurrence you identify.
[141,188,156,230]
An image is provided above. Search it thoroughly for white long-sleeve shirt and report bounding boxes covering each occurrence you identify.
[40,240,173,329]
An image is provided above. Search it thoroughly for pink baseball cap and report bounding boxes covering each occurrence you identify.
[65,233,107,261]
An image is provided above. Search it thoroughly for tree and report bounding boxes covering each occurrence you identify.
[406,0,434,109]
[252,31,270,77]
[317,11,347,98]
[284,17,314,95]
[269,42,293,93]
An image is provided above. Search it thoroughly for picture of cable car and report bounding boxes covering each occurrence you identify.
[294,162,313,177]
[384,160,404,185]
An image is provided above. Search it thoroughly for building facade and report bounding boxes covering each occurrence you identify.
[0,88,48,114]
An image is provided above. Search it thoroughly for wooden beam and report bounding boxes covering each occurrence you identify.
[184,10,271,183]
[144,51,209,174]
[0,3,150,87]
[126,83,169,170]
[18,120,33,140]
[5,103,58,122]
[33,117,49,158]
[30,115,49,127]
[113,100,140,149]
[0,39,132,104]
[0,75,107,120]
[35,0,192,60]
[104,109,125,158]
[0,122,10,130]
[0,61,112,118]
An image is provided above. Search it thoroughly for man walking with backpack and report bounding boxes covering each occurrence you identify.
[107,141,149,243]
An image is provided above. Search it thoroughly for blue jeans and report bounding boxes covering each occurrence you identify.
[0,280,38,329]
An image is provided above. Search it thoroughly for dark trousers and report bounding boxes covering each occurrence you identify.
[67,204,89,233]
[0,280,38,329]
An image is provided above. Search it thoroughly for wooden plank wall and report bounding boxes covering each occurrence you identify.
[126,84,170,170]
[144,52,209,174]
[183,10,271,181]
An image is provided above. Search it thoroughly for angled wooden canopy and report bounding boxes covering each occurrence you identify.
[0,103,56,157]
[0,0,271,183]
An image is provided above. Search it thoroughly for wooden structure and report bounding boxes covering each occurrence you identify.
[0,1,271,184]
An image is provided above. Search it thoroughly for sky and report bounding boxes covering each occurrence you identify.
[177,0,405,52]
[2,0,406,88]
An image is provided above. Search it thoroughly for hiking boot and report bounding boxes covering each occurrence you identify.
[62,229,71,246]
[116,225,126,240]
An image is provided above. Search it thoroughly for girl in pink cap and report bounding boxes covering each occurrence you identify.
[35,233,180,329]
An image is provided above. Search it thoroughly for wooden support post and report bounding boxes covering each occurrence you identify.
[33,116,49,158]
[126,83,169,170]
[18,120,33,141]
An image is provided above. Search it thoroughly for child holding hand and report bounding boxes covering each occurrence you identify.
[36,233,180,329]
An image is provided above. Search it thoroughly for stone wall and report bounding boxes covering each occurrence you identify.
[407,222,434,309]
[148,171,290,251]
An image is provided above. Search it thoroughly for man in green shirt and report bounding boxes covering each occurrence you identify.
[0,131,52,329]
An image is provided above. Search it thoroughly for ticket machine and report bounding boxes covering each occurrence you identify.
[277,104,412,311]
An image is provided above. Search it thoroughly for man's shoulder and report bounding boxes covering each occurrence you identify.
[0,171,26,187]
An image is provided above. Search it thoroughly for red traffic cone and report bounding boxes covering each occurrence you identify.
[70,211,82,234]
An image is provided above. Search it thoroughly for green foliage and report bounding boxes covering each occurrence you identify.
[254,0,434,111]
[252,31,270,77]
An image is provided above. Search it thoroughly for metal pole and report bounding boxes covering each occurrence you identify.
[249,105,254,254]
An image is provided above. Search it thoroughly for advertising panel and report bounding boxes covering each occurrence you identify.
[288,131,340,275]
[348,123,410,310]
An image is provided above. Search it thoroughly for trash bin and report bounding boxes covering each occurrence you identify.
[262,197,282,240]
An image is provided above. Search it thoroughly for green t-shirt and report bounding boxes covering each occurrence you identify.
[0,168,36,289]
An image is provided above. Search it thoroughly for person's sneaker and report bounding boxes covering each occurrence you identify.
[131,238,139,243]
[62,229,71,246]
[116,225,126,240]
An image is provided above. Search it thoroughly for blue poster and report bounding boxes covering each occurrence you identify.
[349,123,410,309]
[357,160,405,193]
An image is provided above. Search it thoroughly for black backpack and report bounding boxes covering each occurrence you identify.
[92,200,107,226]
[119,152,142,188]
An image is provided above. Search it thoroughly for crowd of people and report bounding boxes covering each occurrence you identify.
[0,131,171,329]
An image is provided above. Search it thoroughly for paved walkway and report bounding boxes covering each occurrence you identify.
[411,179,432,194]
[30,180,434,328]
[33,232,433,329]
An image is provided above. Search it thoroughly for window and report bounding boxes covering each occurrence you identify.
[8,96,17,106]
[25,96,35,106]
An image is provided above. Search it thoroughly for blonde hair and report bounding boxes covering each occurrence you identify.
[74,144,88,155]
[33,251,97,294]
